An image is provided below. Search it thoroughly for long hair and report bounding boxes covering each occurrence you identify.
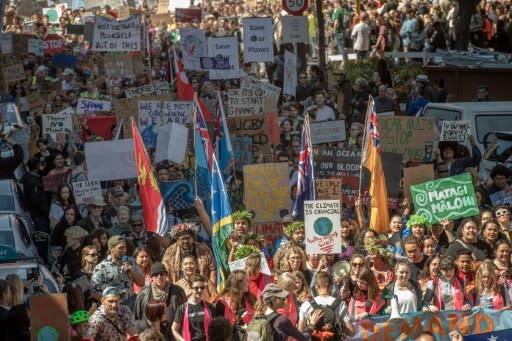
[63,282,84,313]
[220,270,255,310]
[355,267,380,301]
[475,261,499,295]
[292,270,311,303]
[81,245,96,268]
[56,183,76,206]
[5,273,24,306]
[245,254,261,276]
[282,246,307,272]
[277,272,296,292]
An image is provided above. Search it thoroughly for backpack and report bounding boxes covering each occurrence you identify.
[246,312,280,341]
[309,298,342,341]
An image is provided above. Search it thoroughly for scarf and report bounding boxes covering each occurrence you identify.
[182,301,211,341]
[435,277,464,310]
[151,282,169,302]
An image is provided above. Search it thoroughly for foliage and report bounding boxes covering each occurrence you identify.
[234,245,261,260]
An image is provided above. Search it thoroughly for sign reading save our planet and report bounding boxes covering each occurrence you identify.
[410,172,479,224]
[304,200,341,254]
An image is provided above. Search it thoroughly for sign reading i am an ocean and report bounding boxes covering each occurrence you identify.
[243,17,274,63]
[410,172,479,224]
[92,14,141,52]
[304,200,341,254]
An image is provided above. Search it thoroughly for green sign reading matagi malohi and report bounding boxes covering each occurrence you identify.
[410,172,479,224]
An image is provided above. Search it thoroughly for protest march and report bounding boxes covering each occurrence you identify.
[1,0,512,340]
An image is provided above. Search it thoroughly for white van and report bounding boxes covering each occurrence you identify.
[422,101,512,180]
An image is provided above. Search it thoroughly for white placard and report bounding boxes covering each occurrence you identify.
[71,180,102,205]
[179,28,206,71]
[228,252,271,276]
[0,33,13,54]
[10,127,30,162]
[28,38,44,56]
[283,50,297,97]
[161,101,193,125]
[92,14,141,52]
[42,114,73,134]
[282,16,308,43]
[155,122,189,164]
[207,36,240,80]
[124,82,170,98]
[56,107,76,115]
[168,0,189,10]
[85,139,136,181]
[240,73,281,98]
[439,120,471,142]
[304,200,342,254]
[310,120,347,144]
[76,98,112,114]
[243,17,274,62]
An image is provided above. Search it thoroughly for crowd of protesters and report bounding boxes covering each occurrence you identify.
[0,0,512,340]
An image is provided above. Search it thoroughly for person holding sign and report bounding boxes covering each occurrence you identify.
[437,135,482,176]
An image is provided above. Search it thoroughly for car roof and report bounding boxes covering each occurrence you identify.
[425,101,512,110]
[0,214,15,230]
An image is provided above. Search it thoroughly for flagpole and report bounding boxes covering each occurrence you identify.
[193,93,199,198]
[358,96,373,196]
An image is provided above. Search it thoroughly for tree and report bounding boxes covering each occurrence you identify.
[454,0,480,50]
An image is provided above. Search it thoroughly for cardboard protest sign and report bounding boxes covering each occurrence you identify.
[315,178,342,201]
[43,173,69,192]
[490,188,512,206]
[103,55,144,77]
[26,91,45,111]
[175,8,202,23]
[206,36,240,80]
[282,16,309,43]
[403,164,435,203]
[244,163,292,223]
[240,73,282,99]
[232,136,253,170]
[227,112,280,162]
[155,123,189,164]
[157,0,170,13]
[92,14,141,52]
[76,98,112,114]
[42,113,73,134]
[0,33,13,54]
[243,17,274,62]
[304,200,341,254]
[138,100,162,148]
[161,101,193,125]
[179,28,207,71]
[28,38,44,56]
[125,82,171,98]
[9,127,30,162]
[85,139,136,181]
[228,252,271,276]
[439,120,471,142]
[380,116,434,161]
[310,120,346,144]
[30,293,69,341]
[72,179,102,205]
[411,172,479,224]
[227,89,277,116]
[2,63,25,89]
[283,50,297,96]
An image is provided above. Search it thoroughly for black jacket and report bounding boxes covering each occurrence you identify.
[0,144,23,179]
[21,171,50,218]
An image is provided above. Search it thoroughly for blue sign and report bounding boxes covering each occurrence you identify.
[200,55,231,70]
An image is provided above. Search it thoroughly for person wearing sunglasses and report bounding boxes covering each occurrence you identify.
[495,205,512,238]
[172,274,217,341]
[134,262,186,340]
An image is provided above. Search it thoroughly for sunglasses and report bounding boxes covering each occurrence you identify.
[496,210,510,217]
[132,223,143,227]
[152,271,167,277]
[87,253,99,257]
[192,286,205,291]
[352,262,364,267]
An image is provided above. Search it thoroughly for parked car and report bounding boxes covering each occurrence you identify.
[0,179,34,233]
[482,131,512,181]
[0,213,39,259]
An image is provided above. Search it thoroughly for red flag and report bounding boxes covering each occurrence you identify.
[173,46,194,101]
[131,121,168,236]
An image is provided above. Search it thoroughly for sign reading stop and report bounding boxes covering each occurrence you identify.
[282,0,308,15]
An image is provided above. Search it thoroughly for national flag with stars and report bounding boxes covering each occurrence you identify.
[362,98,389,233]
[131,120,168,237]
[213,92,233,176]
[464,329,511,341]
[193,93,214,172]
[211,154,233,292]
[292,115,315,220]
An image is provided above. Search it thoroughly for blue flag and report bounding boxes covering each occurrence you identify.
[213,92,233,178]
[464,329,512,340]
[211,155,233,292]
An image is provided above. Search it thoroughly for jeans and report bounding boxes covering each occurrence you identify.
[335,32,348,62]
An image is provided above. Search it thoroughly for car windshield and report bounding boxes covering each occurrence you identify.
[422,107,461,122]
[475,114,512,144]
[484,133,512,162]
[0,231,15,248]
[0,195,15,211]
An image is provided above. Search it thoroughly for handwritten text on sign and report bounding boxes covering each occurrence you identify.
[243,163,291,223]
[439,120,471,142]
[124,82,170,98]
[76,98,112,114]
[411,172,479,224]
[92,14,141,52]
[304,200,341,254]
[42,113,73,134]
[379,116,434,161]
[72,180,102,205]
[243,17,274,62]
